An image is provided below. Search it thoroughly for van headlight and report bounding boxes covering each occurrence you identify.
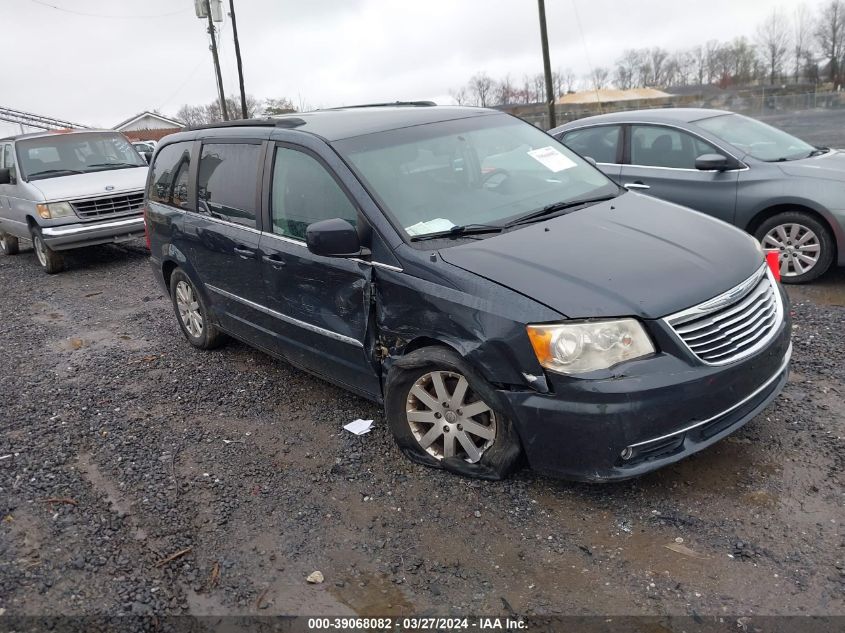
[526,319,655,375]
[36,202,76,219]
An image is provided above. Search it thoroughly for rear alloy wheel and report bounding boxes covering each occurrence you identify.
[31,228,64,274]
[0,232,20,255]
[755,211,834,284]
[385,347,522,480]
[169,268,225,350]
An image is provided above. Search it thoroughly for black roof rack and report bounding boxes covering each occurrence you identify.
[188,117,306,131]
[326,101,436,110]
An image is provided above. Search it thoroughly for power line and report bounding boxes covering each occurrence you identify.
[24,0,191,19]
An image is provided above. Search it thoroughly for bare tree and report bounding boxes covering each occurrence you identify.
[815,0,845,84]
[614,49,640,89]
[450,86,470,105]
[757,9,792,84]
[176,104,207,127]
[793,3,813,81]
[264,98,297,115]
[468,72,495,107]
[591,67,610,90]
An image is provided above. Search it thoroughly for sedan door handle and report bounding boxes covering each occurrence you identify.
[233,246,257,259]
[624,182,650,190]
[262,254,286,268]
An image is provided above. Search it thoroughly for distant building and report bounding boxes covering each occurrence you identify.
[113,111,184,142]
[556,87,671,105]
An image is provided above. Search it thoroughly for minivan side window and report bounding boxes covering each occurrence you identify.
[148,142,192,207]
[198,143,261,228]
[561,125,621,164]
[270,147,358,241]
[630,125,721,169]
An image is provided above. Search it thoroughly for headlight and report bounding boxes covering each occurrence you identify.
[526,318,655,375]
[36,202,76,219]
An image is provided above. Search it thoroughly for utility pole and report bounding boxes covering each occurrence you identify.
[229,0,248,119]
[537,0,556,129]
[205,0,229,121]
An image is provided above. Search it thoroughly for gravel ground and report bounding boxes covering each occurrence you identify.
[1,239,843,624]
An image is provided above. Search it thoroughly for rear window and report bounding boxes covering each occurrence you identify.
[197,143,261,228]
[148,142,192,208]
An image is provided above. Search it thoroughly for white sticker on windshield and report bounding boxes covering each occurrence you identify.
[527,146,577,172]
[405,218,456,236]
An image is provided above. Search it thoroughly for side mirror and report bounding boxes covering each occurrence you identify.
[0,168,10,185]
[306,218,366,258]
[584,156,597,167]
[140,151,152,164]
[695,154,733,171]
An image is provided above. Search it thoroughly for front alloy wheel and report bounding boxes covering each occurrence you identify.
[761,223,820,278]
[755,211,834,284]
[406,370,497,463]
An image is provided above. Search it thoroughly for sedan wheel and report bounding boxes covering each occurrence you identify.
[405,370,497,463]
[175,280,204,338]
[762,222,821,278]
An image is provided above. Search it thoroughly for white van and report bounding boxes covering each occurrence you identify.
[0,129,149,273]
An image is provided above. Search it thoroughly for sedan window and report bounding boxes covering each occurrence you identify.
[630,125,721,169]
[561,125,621,164]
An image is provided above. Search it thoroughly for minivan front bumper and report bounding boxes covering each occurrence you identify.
[41,216,145,250]
[498,312,791,482]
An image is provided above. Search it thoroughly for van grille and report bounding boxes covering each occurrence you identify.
[70,191,144,219]
[665,265,782,365]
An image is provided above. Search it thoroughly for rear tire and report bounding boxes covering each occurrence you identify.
[385,346,522,480]
[755,211,834,284]
[0,232,19,255]
[31,228,64,274]
[169,268,225,350]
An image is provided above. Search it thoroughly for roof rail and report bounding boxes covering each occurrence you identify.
[326,101,436,110]
[188,117,306,131]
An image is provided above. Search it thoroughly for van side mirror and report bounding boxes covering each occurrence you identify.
[695,154,734,171]
[584,156,597,167]
[306,218,367,258]
[0,168,10,185]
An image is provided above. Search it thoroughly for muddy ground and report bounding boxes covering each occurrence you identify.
[1,113,844,626]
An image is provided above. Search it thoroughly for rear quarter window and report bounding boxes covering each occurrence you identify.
[148,142,192,208]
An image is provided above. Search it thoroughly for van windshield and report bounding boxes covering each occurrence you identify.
[334,114,618,240]
[17,132,147,181]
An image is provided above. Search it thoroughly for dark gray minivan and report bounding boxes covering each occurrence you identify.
[145,105,792,481]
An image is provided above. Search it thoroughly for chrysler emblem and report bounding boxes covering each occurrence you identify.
[105,185,115,191]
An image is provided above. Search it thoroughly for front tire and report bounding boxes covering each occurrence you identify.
[755,211,834,284]
[169,268,225,350]
[385,347,522,480]
[0,232,19,255]
[31,228,64,274]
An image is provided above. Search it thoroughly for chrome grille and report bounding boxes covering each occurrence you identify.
[70,191,144,219]
[665,265,783,365]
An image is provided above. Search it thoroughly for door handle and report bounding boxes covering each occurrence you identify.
[233,246,257,259]
[262,254,286,268]
[624,182,650,190]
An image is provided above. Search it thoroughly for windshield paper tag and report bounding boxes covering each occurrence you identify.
[405,218,455,236]
[527,146,577,172]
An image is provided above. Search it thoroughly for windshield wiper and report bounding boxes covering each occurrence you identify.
[503,194,617,228]
[86,162,143,170]
[28,168,85,179]
[409,223,504,242]
[807,147,830,158]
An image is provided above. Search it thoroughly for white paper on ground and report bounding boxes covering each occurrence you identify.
[343,419,374,435]
[404,218,455,237]
[527,146,578,172]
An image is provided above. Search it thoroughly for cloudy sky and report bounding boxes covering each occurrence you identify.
[0,0,830,132]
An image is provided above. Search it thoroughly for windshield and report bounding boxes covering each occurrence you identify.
[334,114,618,239]
[17,132,147,181]
[696,113,815,162]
